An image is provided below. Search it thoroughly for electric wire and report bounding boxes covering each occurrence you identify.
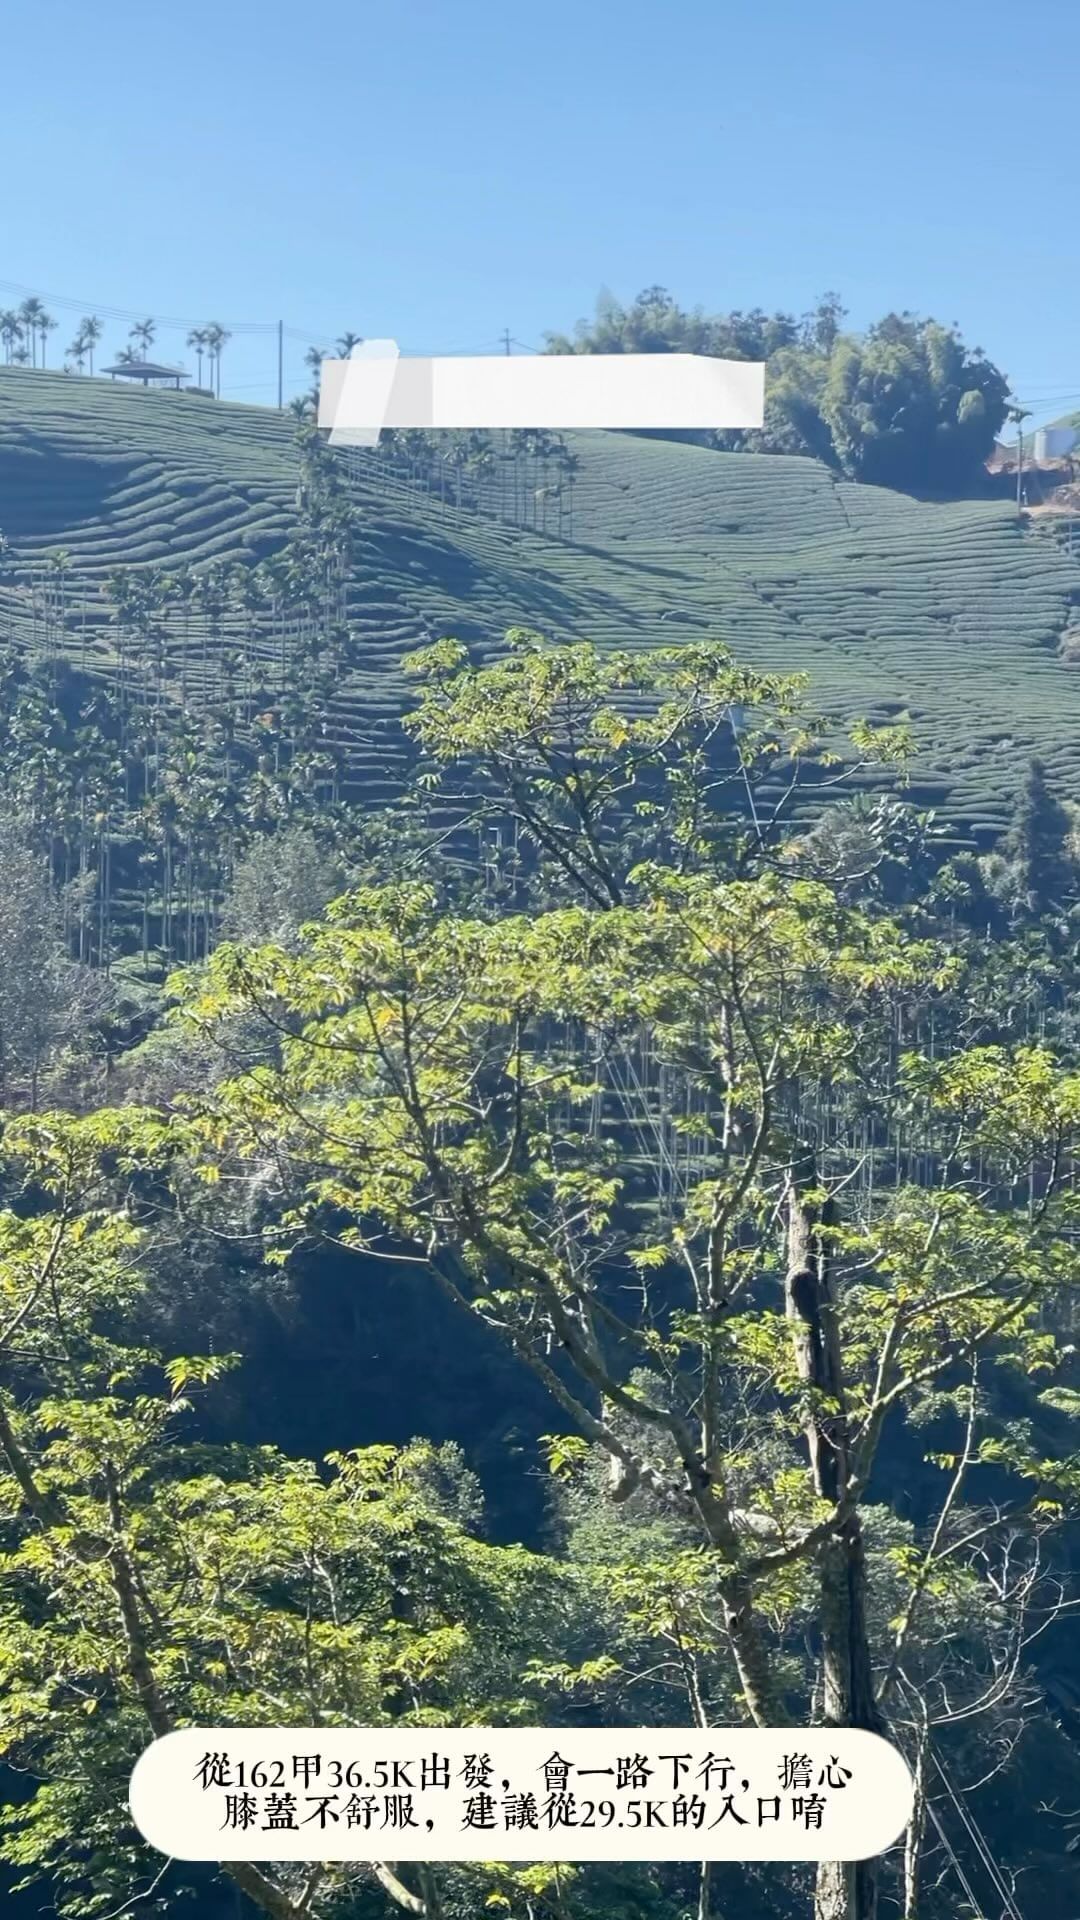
[888,1682,1027,1920]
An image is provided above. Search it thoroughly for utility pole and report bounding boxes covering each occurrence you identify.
[1008,402,1031,515]
[277,320,284,409]
[500,330,512,513]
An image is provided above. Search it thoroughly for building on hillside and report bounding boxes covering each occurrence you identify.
[100,360,189,390]
[988,425,1077,471]
[987,428,1077,510]
[1034,425,1077,462]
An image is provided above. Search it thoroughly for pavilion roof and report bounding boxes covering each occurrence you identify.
[101,360,188,379]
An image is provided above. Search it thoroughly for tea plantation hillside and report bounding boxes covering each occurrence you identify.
[2,368,1079,835]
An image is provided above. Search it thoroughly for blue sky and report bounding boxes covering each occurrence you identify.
[3,0,1078,424]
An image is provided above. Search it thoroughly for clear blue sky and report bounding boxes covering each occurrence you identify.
[3,0,1077,424]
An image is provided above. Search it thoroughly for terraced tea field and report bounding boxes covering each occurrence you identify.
[2,369,1079,835]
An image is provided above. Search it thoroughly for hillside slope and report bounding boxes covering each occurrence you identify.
[1,369,1079,834]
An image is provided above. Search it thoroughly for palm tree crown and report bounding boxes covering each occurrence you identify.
[203,323,232,398]
[186,328,208,388]
[79,316,103,375]
[129,317,156,360]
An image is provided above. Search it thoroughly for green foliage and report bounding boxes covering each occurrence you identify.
[3,366,1080,1920]
[0,1120,605,1919]
[175,649,1080,1792]
[995,756,1078,919]
[219,821,347,945]
[0,813,111,1106]
[545,285,803,363]
[402,628,911,904]
[820,315,1009,489]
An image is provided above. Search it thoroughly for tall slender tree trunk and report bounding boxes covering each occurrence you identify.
[902,1729,928,1920]
[785,1156,880,1920]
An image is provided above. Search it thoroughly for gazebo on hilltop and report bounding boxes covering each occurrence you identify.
[101,359,188,390]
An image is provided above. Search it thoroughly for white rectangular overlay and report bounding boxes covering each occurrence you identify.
[319,348,764,444]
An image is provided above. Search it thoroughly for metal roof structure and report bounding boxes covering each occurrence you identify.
[101,360,188,388]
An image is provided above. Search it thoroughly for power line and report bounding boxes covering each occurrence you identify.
[887,1687,1028,1920]
[0,281,365,357]
[0,273,537,363]
[929,1746,1025,1920]
[0,277,283,334]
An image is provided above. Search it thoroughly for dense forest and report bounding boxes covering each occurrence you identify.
[0,345,1079,1920]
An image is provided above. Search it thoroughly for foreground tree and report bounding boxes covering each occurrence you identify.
[176,636,1080,1920]
[0,1113,606,1920]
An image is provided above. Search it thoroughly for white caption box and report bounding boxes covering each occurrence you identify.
[130,1726,913,1863]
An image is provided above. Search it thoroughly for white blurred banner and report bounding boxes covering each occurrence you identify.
[318,340,765,447]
